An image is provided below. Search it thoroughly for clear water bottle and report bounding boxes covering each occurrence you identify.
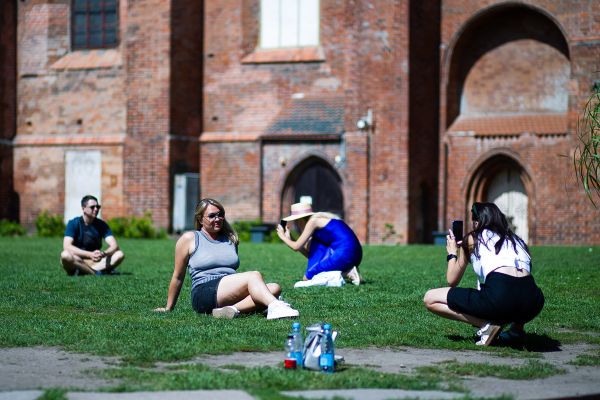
[291,322,304,368]
[319,323,335,373]
[284,333,296,369]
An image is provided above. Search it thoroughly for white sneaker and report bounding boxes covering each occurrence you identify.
[266,300,299,320]
[476,323,502,346]
[343,266,362,286]
[212,306,240,319]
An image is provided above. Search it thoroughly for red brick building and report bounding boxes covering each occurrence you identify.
[1,0,599,244]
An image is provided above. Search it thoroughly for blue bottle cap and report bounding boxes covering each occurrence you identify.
[292,322,300,329]
[323,323,331,330]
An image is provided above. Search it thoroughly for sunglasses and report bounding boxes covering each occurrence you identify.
[89,205,102,210]
[205,211,225,220]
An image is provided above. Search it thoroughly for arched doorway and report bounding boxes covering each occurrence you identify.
[467,155,532,243]
[486,167,528,242]
[282,157,344,218]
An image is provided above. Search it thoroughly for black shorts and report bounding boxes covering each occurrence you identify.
[191,276,224,314]
[447,272,545,325]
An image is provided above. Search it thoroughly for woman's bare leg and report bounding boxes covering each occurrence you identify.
[228,283,281,313]
[216,271,280,313]
[423,287,486,327]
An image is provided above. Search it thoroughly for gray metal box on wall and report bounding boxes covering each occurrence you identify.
[172,173,200,232]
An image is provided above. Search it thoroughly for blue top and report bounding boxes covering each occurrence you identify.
[306,219,362,279]
[64,216,113,251]
[188,230,239,289]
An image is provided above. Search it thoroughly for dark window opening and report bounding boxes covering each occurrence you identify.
[72,0,118,50]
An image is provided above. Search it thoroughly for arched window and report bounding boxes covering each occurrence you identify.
[446,4,570,132]
[72,0,119,50]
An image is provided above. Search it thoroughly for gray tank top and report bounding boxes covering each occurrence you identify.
[188,230,239,289]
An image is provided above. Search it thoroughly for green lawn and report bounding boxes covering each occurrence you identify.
[1,237,599,397]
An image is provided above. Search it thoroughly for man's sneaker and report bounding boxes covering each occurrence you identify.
[266,300,299,320]
[476,323,503,346]
[212,306,240,319]
[342,266,362,286]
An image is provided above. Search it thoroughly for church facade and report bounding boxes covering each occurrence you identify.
[1,0,599,244]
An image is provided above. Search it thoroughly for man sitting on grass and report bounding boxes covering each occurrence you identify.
[60,195,125,276]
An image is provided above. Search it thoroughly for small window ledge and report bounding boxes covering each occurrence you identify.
[50,49,122,70]
[241,46,325,64]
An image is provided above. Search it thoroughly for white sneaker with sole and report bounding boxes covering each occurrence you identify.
[266,300,299,320]
[212,306,240,319]
[476,323,502,346]
[343,266,362,286]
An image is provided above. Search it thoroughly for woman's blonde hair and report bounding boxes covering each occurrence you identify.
[194,198,239,245]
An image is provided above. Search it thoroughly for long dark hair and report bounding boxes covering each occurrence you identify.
[467,202,529,258]
[193,198,239,245]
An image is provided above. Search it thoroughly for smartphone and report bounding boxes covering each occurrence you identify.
[280,219,287,228]
[452,220,463,241]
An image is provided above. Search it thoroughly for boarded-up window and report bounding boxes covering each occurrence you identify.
[260,0,319,48]
[65,150,102,222]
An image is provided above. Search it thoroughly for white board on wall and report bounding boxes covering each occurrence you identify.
[64,150,102,223]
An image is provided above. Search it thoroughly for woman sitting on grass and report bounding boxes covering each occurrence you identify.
[423,202,544,346]
[155,198,299,320]
[276,202,363,285]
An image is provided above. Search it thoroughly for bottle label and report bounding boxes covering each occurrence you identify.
[293,351,303,367]
[319,353,334,371]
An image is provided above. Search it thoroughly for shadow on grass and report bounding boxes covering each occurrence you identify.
[521,334,561,353]
[446,333,562,352]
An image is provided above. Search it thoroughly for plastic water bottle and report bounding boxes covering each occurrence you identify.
[319,323,335,373]
[284,334,296,369]
[291,322,304,368]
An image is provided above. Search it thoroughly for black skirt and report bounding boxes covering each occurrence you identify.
[447,272,545,325]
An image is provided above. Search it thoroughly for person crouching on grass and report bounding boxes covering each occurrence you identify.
[155,198,299,320]
[276,202,363,285]
[423,202,544,346]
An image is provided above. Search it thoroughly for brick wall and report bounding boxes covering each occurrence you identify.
[123,0,171,227]
[408,0,441,243]
[439,0,600,244]
[14,0,127,228]
[0,0,17,220]
[200,140,261,222]
[203,1,412,244]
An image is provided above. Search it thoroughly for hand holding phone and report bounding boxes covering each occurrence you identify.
[452,220,463,242]
[280,219,287,229]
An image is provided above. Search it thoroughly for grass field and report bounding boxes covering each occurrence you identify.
[1,237,599,398]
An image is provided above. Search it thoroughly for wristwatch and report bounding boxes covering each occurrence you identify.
[447,254,457,262]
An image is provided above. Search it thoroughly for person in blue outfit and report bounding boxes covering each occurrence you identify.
[60,195,125,275]
[277,202,363,285]
[423,202,544,346]
[154,198,299,320]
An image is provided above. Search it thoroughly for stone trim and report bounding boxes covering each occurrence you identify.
[241,46,325,64]
[14,134,125,146]
[50,49,122,70]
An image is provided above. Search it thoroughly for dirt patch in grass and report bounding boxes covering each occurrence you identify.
[0,347,121,390]
[1,343,599,399]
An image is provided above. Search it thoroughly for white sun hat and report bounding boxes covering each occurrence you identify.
[282,202,315,221]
